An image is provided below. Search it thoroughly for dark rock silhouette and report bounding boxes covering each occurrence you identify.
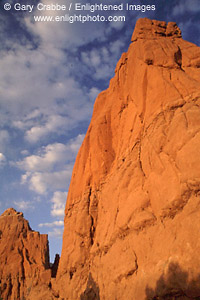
[145,262,200,300]
[80,273,100,300]
[51,254,60,278]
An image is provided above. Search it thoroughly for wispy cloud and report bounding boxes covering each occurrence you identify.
[27,169,72,195]
[48,228,63,239]
[13,200,34,211]
[80,38,126,80]
[0,41,92,142]
[15,134,84,194]
[50,191,67,217]
[39,220,64,227]
[17,134,84,172]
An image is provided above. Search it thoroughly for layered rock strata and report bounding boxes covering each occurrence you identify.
[55,18,200,300]
[0,208,52,300]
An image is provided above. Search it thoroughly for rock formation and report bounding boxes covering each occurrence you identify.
[51,254,60,278]
[1,18,200,300]
[0,208,52,300]
[54,18,200,300]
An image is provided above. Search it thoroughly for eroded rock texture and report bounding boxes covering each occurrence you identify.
[0,208,52,300]
[55,18,200,300]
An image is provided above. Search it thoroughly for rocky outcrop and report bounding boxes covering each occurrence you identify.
[0,208,52,300]
[55,18,200,300]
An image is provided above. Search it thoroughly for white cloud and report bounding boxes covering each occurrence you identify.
[109,14,126,30]
[38,220,64,227]
[80,40,126,80]
[0,43,92,139]
[48,228,63,239]
[28,169,72,194]
[18,144,69,172]
[68,134,85,153]
[21,150,29,156]
[17,134,84,173]
[13,200,34,211]
[24,0,115,49]
[28,172,47,194]
[25,115,68,143]
[0,17,98,146]
[0,0,129,155]
[13,109,43,131]
[16,134,84,194]
[110,40,126,56]
[51,191,67,217]
[94,64,114,80]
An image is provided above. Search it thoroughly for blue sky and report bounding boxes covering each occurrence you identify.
[0,0,200,261]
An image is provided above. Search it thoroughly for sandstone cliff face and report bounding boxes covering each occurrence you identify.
[0,208,51,300]
[55,18,200,300]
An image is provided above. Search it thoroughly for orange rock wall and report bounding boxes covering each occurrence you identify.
[0,208,51,300]
[56,19,200,300]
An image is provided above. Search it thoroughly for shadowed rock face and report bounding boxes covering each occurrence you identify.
[51,254,60,278]
[54,18,200,300]
[145,262,200,300]
[0,208,51,300]
[80,273,100,300]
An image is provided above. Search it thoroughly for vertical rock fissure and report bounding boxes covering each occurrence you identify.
[87,188,96,246]
[133,250,139,275]
[90,216,95,246]
[174,46,182,69]
[138,141,146,181]
[140,68,148,122]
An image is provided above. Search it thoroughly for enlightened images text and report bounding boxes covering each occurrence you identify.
[12,3,156,13]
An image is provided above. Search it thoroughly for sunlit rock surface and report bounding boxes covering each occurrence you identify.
[0,208,52,300]
[55,18,200,300]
